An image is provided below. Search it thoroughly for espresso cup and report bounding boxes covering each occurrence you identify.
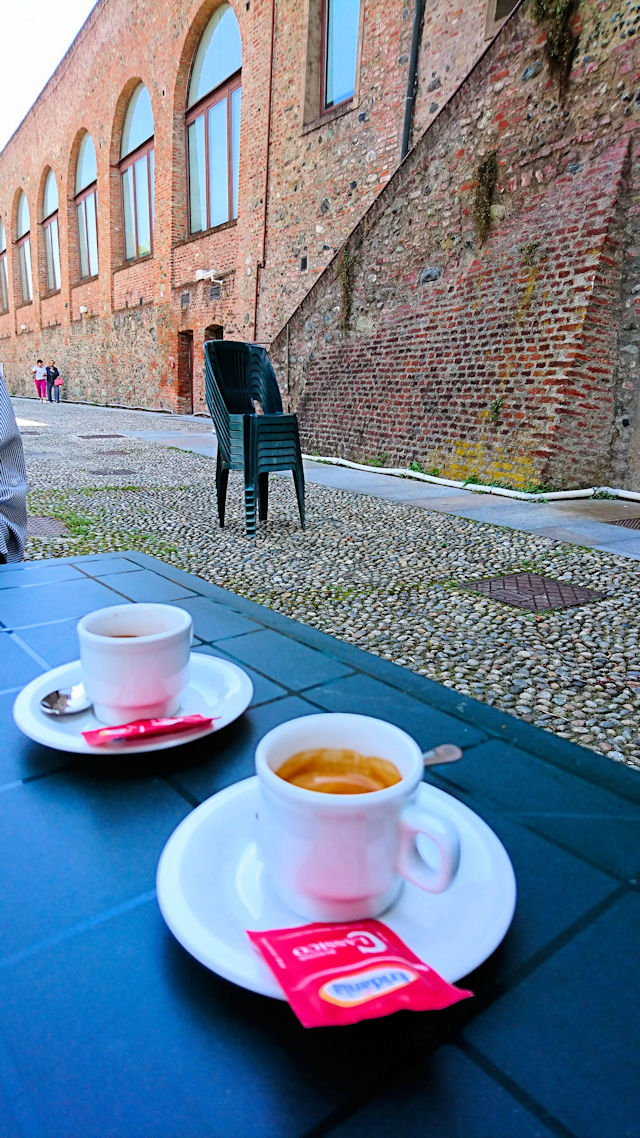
[77,603,193,725]
[255,713,460,921]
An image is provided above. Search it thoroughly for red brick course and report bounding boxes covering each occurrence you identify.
[271,1,640,490]
[0,0,486,414]
[0,0,638,488]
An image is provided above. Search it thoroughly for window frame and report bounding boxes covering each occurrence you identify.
[17,233,32,304]
[485,0,519,38]
[120,136,155,262]
[75,182,99,280]
[0,225,8,313]
[186,67,241,235]
[43,207,61,294]
[0,251,8,313]
[320,0,360,114]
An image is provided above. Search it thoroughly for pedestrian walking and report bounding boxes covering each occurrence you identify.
[46,360,61,403]
[31,359,47,402]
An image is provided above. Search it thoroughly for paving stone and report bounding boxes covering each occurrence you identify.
[14,399,640,771]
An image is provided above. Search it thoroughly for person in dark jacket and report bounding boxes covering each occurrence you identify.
[46,360,61,403]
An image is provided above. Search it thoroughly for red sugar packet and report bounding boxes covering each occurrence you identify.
[248,921,473,1028]
[82,714,215,746]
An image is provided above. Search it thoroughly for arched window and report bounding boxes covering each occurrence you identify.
[16,193,33,303]
[0,221,8,313]
[42,170,61,292]
[120,84,154,260]
[75,134,98,278]
[186,3,242,233]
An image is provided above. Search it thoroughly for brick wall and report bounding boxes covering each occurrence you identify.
[272,0,640,490]
[0,0,488,414]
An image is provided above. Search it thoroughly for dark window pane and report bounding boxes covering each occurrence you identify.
[495,0,517,18]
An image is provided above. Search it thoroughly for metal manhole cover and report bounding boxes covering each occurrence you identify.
[27,516,71,538]
[609,517,640,530]
[87,468,136,476]
[460,573,605,612]
[78,434,126,439]
[99,449,130,456]
[21,430,42,435]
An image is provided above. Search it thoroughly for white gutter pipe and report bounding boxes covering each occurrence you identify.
[302,455,640,503]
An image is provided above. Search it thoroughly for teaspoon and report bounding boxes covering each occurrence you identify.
[40,683,93,717]
[423,744,462,767]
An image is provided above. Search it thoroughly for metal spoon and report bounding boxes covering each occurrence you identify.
[40,683,92,716]
[423,744,463,767]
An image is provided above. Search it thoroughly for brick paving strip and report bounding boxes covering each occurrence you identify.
[461,573,605,612]
[14,399,640,770]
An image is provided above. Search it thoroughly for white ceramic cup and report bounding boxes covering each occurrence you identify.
[77,603,193,725]
[255,713,461,921]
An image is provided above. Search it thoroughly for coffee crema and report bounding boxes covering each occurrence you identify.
[275,748,402,794]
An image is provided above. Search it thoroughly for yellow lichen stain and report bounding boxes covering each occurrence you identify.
[427,438,541,489]
[515,266,541,325]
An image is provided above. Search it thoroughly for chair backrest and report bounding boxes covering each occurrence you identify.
[205,341,283,414]
[204,344,234,462]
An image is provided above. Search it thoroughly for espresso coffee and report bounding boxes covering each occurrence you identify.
[275,747,402,794]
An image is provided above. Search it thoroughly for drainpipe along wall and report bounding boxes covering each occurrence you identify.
[252,0,276,344]
[401,0,426,160]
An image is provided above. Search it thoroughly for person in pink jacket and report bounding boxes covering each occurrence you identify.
[31,359,47,401]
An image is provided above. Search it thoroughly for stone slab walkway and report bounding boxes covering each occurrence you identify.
[13,397,640,770]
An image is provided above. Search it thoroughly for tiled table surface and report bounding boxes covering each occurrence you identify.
[0,551,638,1138]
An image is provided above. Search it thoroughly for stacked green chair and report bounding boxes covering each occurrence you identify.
[204,340,305,537]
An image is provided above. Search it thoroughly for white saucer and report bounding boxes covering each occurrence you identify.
[156,777,516,999]
[13,653,253,755]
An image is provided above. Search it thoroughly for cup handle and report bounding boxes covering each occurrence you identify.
[396,797,460,894]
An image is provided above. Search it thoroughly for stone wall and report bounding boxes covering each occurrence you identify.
[0,0,491,413]
[272,0,640,489]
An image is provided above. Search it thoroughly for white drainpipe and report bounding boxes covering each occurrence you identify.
[303,455,640,503]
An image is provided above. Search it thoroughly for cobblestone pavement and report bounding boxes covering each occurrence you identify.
[15,398,640,770]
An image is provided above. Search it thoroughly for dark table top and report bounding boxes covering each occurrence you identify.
[0,551,638,1138]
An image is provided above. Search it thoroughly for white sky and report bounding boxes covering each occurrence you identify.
[0,0,98,152]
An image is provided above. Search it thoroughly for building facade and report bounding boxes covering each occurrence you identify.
[0,0,507,414]
[0,0,637,489]
[269,0,640,490]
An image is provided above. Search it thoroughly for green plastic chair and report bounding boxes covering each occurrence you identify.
[204,340,305,537]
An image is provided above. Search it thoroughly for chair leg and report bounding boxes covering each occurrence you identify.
[293,468,305,529]
[258,473,269,521]
[216,457,229,527]
[244,486,258,538]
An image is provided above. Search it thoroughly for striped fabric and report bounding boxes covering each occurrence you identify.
[0,379,27,563]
